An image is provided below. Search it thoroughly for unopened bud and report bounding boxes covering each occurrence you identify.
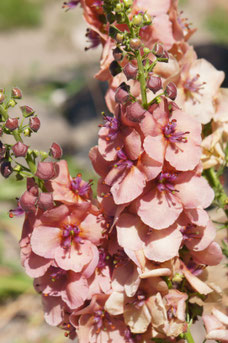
[115,3,122,12]
[50,143,63,159]
[20,105,34,117]
[147,75,163,93]
[130,38,141,50]
[115,33,124,43]
[1,161,13,178]
[29,117,40,132]
[113,47,123,61]
[35,161,56,180]
[123,0,133,7]
[23,128,31,136]
[109,61,122,76]
[143,13,152,25]
[12,142,29,157]
[126,102,146,122]
[133,14,143,26]
[12,87,22,99]
[143,47,151,55]
[152,43,164,57]
[37,192,54,210]
[5,118,19,131]
[0,141,6,159]
[20,190,37,212]
[115,87,130,104]
[165,82,177,100]
[8,99,17,108]
[123,63,138,80]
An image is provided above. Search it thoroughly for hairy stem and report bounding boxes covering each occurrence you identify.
[184,327,195,343]
[135,50,148,109]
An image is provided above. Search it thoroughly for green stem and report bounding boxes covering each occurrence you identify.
[148,92,165,107]
[184,327,195,343]
[12,130,23,143]
[0,104,9,121]
[135,50,148,109]
[204,168,228,218]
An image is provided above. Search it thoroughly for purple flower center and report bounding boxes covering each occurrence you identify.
[184,74,206,104]
[93,309,114,333]
[9,201,24,218]
[181,224,201,241]
[157,172,178,194]
[114,149,133,169]
[97,248,110,269]
[187,260,204,276]
[124,328,142,343]
[101,115,120,141]
[71,174,92,196]
[163,119,189,143]
[113,249,130,268]
[61,224,83,249]
[62,1,80,10]
[85,29,101,51]
[49,266,67,282]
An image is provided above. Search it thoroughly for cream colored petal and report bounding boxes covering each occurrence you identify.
[124,303,151,334]
[104,292,124,316]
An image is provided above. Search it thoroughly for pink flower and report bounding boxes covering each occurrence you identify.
[136,169,214,230]
[70,295,127,343]
[47,160,93,206]
[30,204,103,275]
[140,98,202,172]
[203,308,228,342]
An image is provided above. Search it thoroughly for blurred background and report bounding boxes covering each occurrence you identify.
[0,0,227,342]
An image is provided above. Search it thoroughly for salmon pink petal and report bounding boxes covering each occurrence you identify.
[40,204,69,226]
[143,135,166,164]
[50,160,71,188]
[138,152,163,181]
[176,174,214,209]
[80,213,103,244]
[185,221,216,252]
[111,166,147,205]
[123,127,142,160]
[185,208,209,227]
[137,189,183,229]
[98,127,123,161]
[124,303,152,334]
[191,242,223,266]
[140,111,157,136]
[42,296,63,326]
[135,0,170,15]
[144,225,182,262]
[81,244,99,278]
[24,251,52,278]
[62,273,89,309]
[112,263,140,297]
[31,226,61,259]
[89,146,111,178]
[152,14,175,50]
[116,213,147,251]
[55,241,93,273]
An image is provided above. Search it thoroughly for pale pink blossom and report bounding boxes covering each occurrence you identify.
[203,308,228,342]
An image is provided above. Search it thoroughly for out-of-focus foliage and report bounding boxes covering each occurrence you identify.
[206,6,228,44]
[0,0,44,31]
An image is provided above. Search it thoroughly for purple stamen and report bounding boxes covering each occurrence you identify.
[187,260,204,276]
[163,119,189,143]
[62,1,80,10]
[114,149,133,169]
[124,328,142,343]
[93,309,114,333]
[61,224,83,249]
[157,172,178,194]
[181,224,201,241]
[49,266,67,282]
[184,74,206,104]
[100,115,120,141]
[9,201,24,218]
[132,290,146,309]
[85,29,101,51]
[71,174,92,196]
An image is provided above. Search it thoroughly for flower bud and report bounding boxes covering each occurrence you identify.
[0,90,5,104]
[143,47,151,55]
[23,128,31,137]
[50,142,63,159]
[8,99,17,108]
[1,161,13,178]
[143,13,152,25]
[20,105,34,117]
[115,3,122,12]
[123,0,133,7]
[165,82,177,100]
[12,87,22,99]
[130,38,141,50]
[35,161,56,180]
[160,50,169,63]
[12,142,29,157]
[5,118,19,131]
[115,86,130,104]
[29,117,40,132]
[133,14,143,26]
[0,127,2,137]
[126,102,146,122]
[37,192,54,210]
[20,190,37,212]
[109,61,122,76]
[115,33,124,43]
[0,141,6,159]
[152,43,164,57]
[113,47,123,61]
[123,63,138,80]
[147,75,163,93]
